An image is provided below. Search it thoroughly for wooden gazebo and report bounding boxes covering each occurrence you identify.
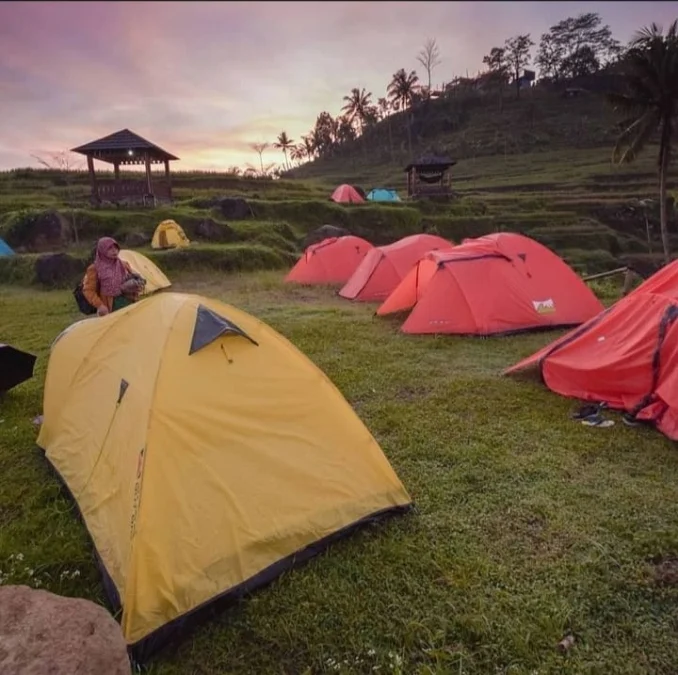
[71,129,179,205]
[404,154,457,199]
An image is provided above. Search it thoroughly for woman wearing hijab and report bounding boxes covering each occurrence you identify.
[82,237,144,316]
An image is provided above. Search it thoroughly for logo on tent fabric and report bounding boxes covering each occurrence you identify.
[532,298,556,314]
[130,447,146,537]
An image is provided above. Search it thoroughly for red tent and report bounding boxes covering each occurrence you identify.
[285,236,374,285]
[505,260,678,440]
[331,184,365,204]
[377,232,604,335]
[339,233,452,302]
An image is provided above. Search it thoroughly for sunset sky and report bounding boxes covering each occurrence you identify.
[1,1,675,172]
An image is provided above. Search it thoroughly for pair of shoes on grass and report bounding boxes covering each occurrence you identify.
[571,403,644,429]
[571,402,615,428]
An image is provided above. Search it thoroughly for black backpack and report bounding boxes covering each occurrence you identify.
[73,280,97,315]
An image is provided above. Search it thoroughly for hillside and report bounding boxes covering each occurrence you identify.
[288,84,627,186]
[284,82,677,267]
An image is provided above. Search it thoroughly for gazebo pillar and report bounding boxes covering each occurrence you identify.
[164,159,172,199]
[86,156,99,202]
[113,161,121,201]
[144,153,153,195]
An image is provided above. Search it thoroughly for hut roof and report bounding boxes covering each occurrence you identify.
[71,129,179,163]
[404,154,457,172]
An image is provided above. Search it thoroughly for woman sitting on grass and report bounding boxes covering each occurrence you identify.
[82,236,145,316]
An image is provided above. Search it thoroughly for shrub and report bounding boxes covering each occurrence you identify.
[560,248,619,274]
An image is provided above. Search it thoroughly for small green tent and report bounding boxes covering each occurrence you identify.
[367,188,401,203]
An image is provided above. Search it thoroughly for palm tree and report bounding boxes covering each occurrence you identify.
[273,131,294,170]
[290,144,306,166]
[250,142,269,175]
[608,21,678,263]
[387,69,420,156]
[387,69,420,112]
[341,87,373,135]
[301,134,315,159]
[337,115,357,145]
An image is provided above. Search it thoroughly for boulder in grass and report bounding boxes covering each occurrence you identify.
[0,584,132,675]
[34,253,82,287]
[301,224,350,249]
[195,218,236,242]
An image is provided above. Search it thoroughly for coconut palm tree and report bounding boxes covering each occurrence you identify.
[387,69,420,156]
[301,134,315,160]
[290,144,306,166]
[608,20,678,263]
[341,87,373,135]
[337,115,357,145]
[387,69,420,112]
[273,131,294,170]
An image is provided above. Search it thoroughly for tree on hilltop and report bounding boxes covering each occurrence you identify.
[609,20,678,264]
[273,132,294,170]
[417,38,442,94]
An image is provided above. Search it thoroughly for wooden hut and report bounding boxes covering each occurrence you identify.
[404,154,456,199]
[71,129,179,206]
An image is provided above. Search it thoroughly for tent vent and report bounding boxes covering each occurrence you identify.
[117,379,129,404]
[190,305,259,355]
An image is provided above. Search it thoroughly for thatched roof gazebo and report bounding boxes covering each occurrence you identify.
[404,154,457,199]
[71,129,179,205]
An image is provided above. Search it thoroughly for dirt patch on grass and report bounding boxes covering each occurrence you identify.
[395,385,431,402]
[653,557,678,586]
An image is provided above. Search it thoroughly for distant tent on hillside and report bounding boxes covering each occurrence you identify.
[0,238,15,256]
[504,259,678,440]
[151,220,190,250]
[331,184,365,204]
[367,188,401,203]
[285,236,374,285]
[339,233,452,302]
[377,232,604,335]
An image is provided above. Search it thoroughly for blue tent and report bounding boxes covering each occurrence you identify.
[366,188,401,203]
[0,238,14,256]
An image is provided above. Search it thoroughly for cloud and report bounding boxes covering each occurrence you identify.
[0,1,675,170]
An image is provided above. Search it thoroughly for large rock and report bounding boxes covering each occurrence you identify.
[35,253,83,287]
[302,224,350,249]
[123,231,150,248]
[195,218,236,242]
[217,197,252,220]
[6,211,72,252]
[0,585,131,675]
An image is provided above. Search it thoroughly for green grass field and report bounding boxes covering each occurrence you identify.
[2,272,678,675]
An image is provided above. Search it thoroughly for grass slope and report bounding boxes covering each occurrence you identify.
[1,273,678,674]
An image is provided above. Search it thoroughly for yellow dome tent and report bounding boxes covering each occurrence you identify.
[151,219,190,250]
[38,293,411,661]
[118,249,171,294]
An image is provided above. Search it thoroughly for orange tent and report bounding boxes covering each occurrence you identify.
[505,260,678,440]
[339,233,452,302]
[331,184,365,204]
[285,236,374,285]
[377,232,604,335]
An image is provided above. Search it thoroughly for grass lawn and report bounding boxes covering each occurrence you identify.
[1,271,678,675]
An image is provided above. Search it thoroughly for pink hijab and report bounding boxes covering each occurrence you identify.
[94,237,127,296]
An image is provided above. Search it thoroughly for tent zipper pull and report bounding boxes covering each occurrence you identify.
[220,343,233,364]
